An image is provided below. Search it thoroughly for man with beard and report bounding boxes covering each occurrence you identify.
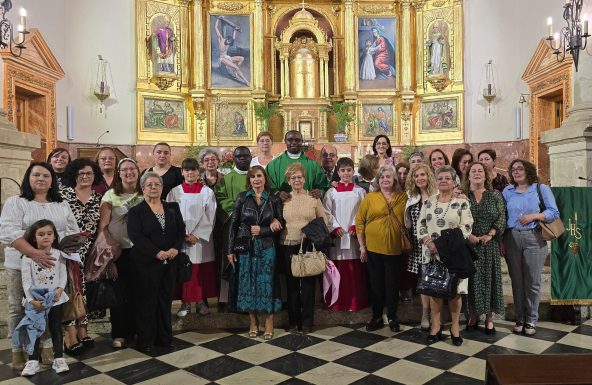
[266,130,329,201]
[214,146,252,308]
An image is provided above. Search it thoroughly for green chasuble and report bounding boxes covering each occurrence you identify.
[266,151,329,194]
[215,169,248,218]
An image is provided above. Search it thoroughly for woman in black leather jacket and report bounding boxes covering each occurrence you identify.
[227,166,285,340]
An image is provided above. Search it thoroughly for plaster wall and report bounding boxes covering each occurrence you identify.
[11,0,589,147]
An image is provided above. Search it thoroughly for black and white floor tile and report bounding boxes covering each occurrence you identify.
[1,319,591,385]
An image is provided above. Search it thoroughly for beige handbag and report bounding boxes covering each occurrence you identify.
[291,237,327,277]
[536,183,565,241]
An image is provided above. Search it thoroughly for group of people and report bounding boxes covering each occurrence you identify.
[0,131,560,377]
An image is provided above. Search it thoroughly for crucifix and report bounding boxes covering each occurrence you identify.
[300,0,306,10]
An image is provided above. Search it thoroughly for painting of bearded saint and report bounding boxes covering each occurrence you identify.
[358,18,396,90]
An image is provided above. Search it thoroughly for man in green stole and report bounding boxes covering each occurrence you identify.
[266,130,329,201]
[215,146,252,307]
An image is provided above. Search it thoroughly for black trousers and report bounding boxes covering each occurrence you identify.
[132,258,176,348]
[281,244,316,327]
[30,304,63,360]
[110,249,136,340]
[367,251,403,321]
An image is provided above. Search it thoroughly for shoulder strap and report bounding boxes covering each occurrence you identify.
[381,193,405,229]
[536,183,546,213]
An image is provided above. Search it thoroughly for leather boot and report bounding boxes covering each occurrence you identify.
[40,347,54,366]
[11,351,26,371]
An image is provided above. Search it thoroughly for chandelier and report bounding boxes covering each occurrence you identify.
[546,0,590,72]
[0,1,28,57]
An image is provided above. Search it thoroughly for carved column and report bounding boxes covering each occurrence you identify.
[319,57,325,97]
[284,57,290,97]
[191,0,205,96]
[400,0,415,145]
[280,58,286,97]
[253,0,264,91]
[343,0,356,95]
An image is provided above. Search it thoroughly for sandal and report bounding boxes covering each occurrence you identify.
[248,329,259,338]
[79,336,94,348]
[64,342,84,356]
[263,332,274,341]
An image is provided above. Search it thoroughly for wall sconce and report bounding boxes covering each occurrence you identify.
[0,2,28,57]
[93,55,112,114]
[482,60,497,113]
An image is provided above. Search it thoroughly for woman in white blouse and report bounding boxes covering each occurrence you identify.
[0,162,79,370]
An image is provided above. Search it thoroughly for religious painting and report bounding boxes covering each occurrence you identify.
[209,15,251,88]
[357,18,396,90]
[214,103,250,139]
[361,104,394,139]
[421,98,458,131]
[143,97,185,131]
[425,19,451,80]
[147,14,176,77]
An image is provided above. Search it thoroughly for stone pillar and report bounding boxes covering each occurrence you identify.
[540,103,592,187]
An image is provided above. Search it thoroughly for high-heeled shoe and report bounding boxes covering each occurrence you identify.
[426,326,444,344]
[465,318,479,331]
[484,319,496,335]
[450,327,463,346]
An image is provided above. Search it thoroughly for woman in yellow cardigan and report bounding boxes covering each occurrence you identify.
[356,165,407,333]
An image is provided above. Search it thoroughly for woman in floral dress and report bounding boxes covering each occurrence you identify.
[464,162,506,334]
[60,158,104,353]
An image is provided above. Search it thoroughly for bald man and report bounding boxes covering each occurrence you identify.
[321,144,340,183]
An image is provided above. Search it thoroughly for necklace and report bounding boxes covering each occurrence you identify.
[434,194,453,227]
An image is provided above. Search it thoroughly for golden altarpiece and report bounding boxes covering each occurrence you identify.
[135,0,465,148]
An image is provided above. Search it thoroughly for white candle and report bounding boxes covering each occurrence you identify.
[583,14,589,35]
[19,8,27,31]
[547,17,553,37]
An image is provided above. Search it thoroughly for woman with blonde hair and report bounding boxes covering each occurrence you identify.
[404,164,437,330]
[279,163,328,334]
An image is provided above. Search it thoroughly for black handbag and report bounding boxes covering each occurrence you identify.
[177,252,192,283]
[416,261,459,299]
[86,279,125,310]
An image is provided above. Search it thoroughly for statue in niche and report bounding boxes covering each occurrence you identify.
[147,15,176,76]
[426,22,450,78]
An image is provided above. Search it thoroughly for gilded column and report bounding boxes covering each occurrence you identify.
[280,58,286,97]
[344,0,355,94]
[253,0,264,91]
[400,0,415,146]
[285,58,290,97]
[191,0,205,95]
[324,59,330,98]
[319,58,325,97]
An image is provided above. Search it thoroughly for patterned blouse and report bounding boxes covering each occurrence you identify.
[60,187,102,262]
[416,195,474,264]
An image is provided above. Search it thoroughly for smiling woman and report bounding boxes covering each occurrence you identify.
[0,162,80,370]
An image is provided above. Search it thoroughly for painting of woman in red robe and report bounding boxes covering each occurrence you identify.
[358,19,396,90]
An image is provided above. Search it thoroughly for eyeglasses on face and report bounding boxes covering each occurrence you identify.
[77,172,95,178]
[289,175,304,180]
[511,166,525,173]
[119,167,137,173]
[145,182,162,188]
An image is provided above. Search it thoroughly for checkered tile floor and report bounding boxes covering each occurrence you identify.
[1,318,592,385]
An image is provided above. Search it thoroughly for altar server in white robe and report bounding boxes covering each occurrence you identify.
[323,157,368,311]
[167,158,217,317]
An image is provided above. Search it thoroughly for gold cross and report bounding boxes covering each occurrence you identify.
[301,0,306,10]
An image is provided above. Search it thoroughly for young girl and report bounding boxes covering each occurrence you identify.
[323,157,367,311]
[167,158,217,317]
[19,219,70,376]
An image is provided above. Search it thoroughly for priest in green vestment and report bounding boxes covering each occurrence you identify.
[214,146,252,306]
[266,130,329,201]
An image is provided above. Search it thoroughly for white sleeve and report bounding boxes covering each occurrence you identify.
[63,202,81,236]
[0,197,26,245]
[193,188,216,241]
[21,257,34,303]
[57,254,68,290]
[323,189,340,231]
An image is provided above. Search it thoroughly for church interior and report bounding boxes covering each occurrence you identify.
[0,0,591,384]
